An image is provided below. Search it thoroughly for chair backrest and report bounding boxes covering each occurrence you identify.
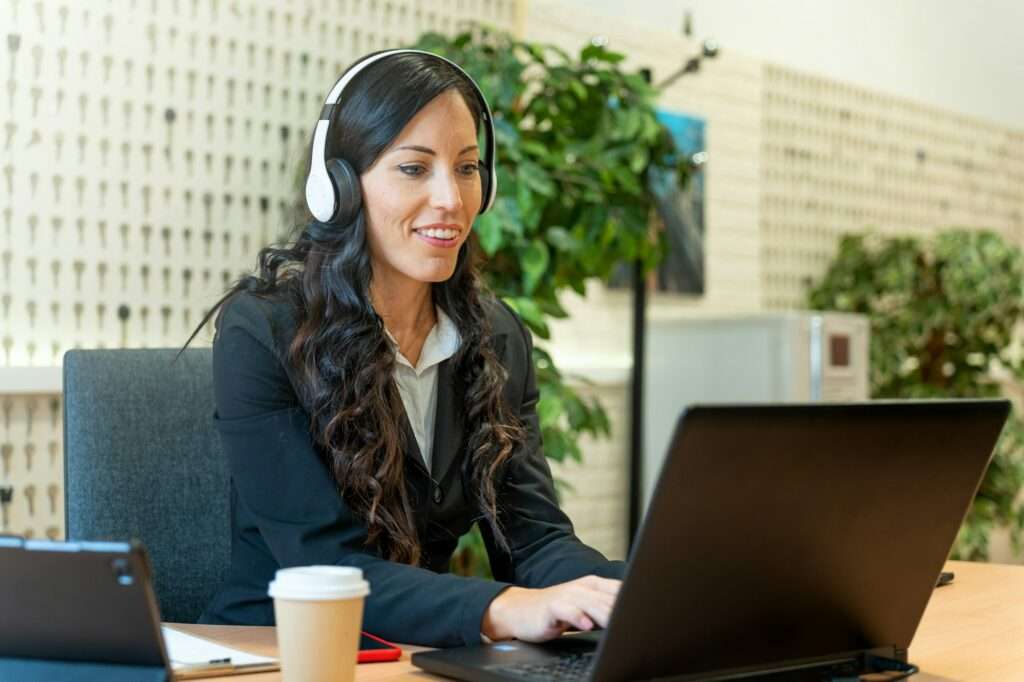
[63,348,230,623]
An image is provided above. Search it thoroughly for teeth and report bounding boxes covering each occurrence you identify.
[417,228,457,240]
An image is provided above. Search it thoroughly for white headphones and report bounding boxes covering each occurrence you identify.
[304,49,498,225]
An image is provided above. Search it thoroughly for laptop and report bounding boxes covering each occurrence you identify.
[0,539,277,680]
[412,400,1011,681]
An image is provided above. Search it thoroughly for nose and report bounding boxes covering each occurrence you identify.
[429,170,463,212]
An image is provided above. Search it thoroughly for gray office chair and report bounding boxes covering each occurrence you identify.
[63,348,230,623]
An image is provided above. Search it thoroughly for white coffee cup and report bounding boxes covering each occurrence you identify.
[269,566,371,682]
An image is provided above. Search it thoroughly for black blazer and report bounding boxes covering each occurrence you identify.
[198,290,625,647]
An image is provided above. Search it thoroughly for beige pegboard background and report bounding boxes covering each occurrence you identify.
[760,64,1024,310]
[0,0,521,542]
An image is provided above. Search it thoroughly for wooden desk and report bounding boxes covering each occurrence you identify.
[169,561,1024,681]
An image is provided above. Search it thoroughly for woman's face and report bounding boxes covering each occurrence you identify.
[360,88,483,290]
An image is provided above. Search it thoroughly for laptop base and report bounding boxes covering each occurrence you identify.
[413,642,914,682]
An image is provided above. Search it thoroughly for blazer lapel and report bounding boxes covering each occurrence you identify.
[429,358,462,486]
[400,410,429,477]
[430,332,508,485]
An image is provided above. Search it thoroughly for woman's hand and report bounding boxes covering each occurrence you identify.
[481,575,622,642]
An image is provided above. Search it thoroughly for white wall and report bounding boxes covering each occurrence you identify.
[552,0,1024,130]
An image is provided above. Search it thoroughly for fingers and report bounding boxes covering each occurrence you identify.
[549,601,595,632]
[550,578,619,630]
[572,576,621,624]
[576,593,613,629]
[510,576,624,643]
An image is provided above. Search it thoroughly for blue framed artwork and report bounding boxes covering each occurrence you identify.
[608,108,705,293]
[649,109,705,294]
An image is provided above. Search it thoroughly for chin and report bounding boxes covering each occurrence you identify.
[413,256,460,283]
[420,266,458,284]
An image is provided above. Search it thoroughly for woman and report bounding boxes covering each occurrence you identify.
[192,50,624,648]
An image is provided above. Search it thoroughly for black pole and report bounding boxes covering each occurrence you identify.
[628,259,647,549]
[628,67,654,550]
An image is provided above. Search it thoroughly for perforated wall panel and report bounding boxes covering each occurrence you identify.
[0,0,519,540]
[760,64,1024,309]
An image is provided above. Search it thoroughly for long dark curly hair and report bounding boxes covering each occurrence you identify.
[185,52,524,566]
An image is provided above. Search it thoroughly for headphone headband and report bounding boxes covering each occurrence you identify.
[305,49,498,224]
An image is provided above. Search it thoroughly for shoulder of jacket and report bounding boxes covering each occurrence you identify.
[480,295,532,361]
[216,290,297,355]
[481,296,518,334]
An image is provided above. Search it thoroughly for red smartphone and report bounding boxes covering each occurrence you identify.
[358,631,402,663]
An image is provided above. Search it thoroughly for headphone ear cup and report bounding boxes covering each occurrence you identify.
[477,164,491,213]
[324,158,362,225]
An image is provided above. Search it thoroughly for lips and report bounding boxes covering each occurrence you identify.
[412,223,461,242]
[414,226,459,240]
[413,223,462,249]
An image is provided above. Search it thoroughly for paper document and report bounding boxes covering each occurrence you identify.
[162,626,278,678]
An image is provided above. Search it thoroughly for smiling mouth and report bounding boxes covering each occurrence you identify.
[413,227,459,240]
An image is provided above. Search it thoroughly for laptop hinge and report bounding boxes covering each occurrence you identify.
[648,646,913,681]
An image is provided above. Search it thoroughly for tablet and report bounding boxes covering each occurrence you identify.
[0,538,174,680]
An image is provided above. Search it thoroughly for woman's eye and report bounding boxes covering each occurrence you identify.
[459,162,479,176]
[398,164,425,177]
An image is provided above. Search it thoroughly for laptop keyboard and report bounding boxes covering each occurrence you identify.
[492,652,596,681]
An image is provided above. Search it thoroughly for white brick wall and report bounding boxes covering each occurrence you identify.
[547,377,631,561]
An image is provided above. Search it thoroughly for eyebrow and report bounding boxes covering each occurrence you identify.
[392,144,479,156]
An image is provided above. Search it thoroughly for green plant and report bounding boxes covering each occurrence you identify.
[808,229,1024,560]
[410,26,687,575]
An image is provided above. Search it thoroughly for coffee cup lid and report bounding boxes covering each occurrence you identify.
[268,565,370,601]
